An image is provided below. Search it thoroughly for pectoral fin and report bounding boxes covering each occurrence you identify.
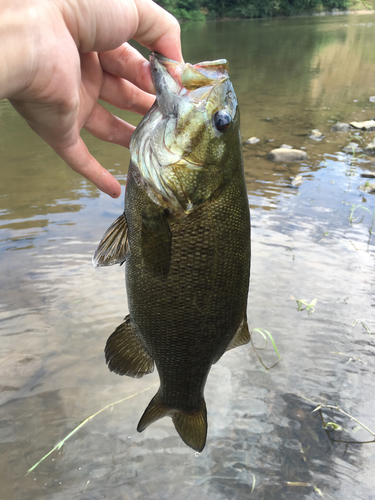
[226,318,251,352]
[141,209,171,275]
[92,213,128,268]
[105,316,154,378]
[137,392,207,452]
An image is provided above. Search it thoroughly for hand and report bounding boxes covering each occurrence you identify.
[0,0,182,198]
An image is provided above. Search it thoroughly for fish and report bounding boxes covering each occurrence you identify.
[93,52,251,452]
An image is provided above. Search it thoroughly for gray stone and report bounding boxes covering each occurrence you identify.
[245,136,260,145]
[268,148,308,162]
[350,120,375,131]
[369,96,375,103]
[280,144,293,149]
[359,182,375,194]
[364,138,375,154]
[343,142,363,154]
[291,175,304,187]
[309,129,325,140]
[331,122,350,132]
[360,172,375,178]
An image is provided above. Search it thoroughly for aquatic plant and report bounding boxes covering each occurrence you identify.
[349,203,375,236]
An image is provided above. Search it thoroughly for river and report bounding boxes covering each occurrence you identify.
[0,12,374,500]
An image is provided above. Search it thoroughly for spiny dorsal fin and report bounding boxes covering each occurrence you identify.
[137,393,207,452]
[105,316,154,378]
[226,318,251,352]
[92,213,128,268]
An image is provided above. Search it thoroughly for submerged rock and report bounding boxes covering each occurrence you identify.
[360,172,375,178]
[280,144,293,149]
[0,354,42,406]
[350,120,375,131]
[268,148,308,162]
[291,174,304,187]
[331,122,350,132]
[364,138,375,154]
[359,182,375,194]
[343,142,363,154]
[245,136,260,145]
[369,96,375,103]
[309,129,325,140]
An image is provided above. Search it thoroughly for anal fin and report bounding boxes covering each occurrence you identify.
[226,317,251,352]
[105,316,154,378]
[137,393,207,452]
[93,213,128,268]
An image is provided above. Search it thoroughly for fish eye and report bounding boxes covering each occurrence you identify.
[213,110,232,132]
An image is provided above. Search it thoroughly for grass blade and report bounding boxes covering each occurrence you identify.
[26,384,157,475]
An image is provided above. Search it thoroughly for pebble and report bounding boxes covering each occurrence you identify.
[359,182,375,194]
[291,175,304,187]
[342,142,363,154]
[331,122,350,132]
[350,120,375,131]
[364,138,375,154]
[268,148,308,162]
[245,137,260,145]
[309,129,325,140]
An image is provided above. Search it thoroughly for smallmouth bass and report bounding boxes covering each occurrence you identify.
[93,52,250,452]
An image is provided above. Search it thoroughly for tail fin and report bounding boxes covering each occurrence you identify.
[137,393,207,452]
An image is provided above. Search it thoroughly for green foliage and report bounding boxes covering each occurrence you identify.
[154,0,350,20]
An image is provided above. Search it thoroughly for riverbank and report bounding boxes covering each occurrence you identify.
[165,0,375,22]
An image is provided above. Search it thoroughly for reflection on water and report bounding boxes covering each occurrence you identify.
[1,13,375,500]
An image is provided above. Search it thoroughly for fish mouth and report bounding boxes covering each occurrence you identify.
[150,52,229,98]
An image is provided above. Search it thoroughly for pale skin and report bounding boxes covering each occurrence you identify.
[0,0,182,198]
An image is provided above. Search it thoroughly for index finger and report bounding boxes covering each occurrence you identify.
[133,0,183,62]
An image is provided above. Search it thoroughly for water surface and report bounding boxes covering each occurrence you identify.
[1,13,375,500]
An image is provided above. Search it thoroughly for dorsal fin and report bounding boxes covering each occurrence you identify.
[92,213,128,268]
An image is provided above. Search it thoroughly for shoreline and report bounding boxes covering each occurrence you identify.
[182,8,375,23]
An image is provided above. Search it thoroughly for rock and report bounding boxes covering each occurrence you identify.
[291,175,304,187]
[245,136,260,145]
[342,142,363,154]
[0,354,42,406]
[364,138,375,154]
[359,182,375,194]
[331,122,350,132]
[360,172,375,178]
[369,96,375,103]
[350,120,375,131]
[309,129,325,140]
[268,148,308,162]
[280,144,293,149]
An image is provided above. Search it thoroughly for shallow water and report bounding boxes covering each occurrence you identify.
[1,13,375,500]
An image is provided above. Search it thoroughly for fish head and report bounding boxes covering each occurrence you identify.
[130,52,241,214]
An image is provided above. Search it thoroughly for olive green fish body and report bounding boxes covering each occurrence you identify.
[125,157,250,409]
[93,53,251,451]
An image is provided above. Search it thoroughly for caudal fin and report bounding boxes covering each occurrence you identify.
[137,393,207,452]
